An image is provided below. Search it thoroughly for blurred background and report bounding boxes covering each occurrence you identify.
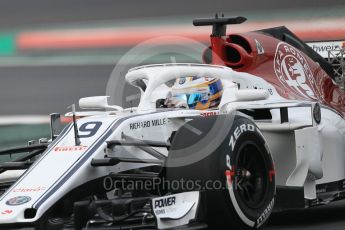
[0,0,344,144]
[0,1,344,229]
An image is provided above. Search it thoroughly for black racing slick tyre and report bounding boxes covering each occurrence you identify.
[165,115,275,229]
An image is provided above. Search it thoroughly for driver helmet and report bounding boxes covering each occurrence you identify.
[165,76,223,109]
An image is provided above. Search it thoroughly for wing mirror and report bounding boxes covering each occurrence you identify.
[235,89,269,101]
[50,113,62,140]
[220,88,270,112]
[79,96,123,111]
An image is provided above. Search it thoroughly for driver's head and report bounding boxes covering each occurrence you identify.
[165,76,223,109]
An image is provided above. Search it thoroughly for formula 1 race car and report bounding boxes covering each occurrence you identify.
[0,16,344,230]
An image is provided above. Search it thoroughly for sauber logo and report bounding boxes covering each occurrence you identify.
[274,43,317,99]
[54,146,88,152]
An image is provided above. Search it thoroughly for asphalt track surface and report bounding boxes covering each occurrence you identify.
[267,200,345,230]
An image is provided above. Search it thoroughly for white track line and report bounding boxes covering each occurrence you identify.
[0,116,50,125]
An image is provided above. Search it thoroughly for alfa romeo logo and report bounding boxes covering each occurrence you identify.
[6,196,31,206]
[274,42,317,100]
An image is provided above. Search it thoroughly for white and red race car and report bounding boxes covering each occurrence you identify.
[0,16,344,230]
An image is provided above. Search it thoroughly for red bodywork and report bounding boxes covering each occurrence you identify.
[204,32,345,116]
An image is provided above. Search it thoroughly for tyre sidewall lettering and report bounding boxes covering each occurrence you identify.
[225,118,275,228]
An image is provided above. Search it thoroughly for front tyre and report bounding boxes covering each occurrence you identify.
[165,115,275,229]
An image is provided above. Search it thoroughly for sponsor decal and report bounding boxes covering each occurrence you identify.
[201,111,218,117]
[54,145,88,152]
[153,196,178,216]
[78,121,102,138]
[0,210,13,215]
[229,124,255,151]
[307,41,344,58]
[274,42,318,99]
[179,78,186,85]
[130,118,167,130]
[152,192,199,229]
[155,208,166,215]
[257,199,274,227]
[152,192,197,223]
[13,186,46,193]
[255,39,265,54]
[6,196,31,206]
[154,196,176,209]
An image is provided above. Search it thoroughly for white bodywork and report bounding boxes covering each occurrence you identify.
[0,63,344,225]
[152,191,200,229]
